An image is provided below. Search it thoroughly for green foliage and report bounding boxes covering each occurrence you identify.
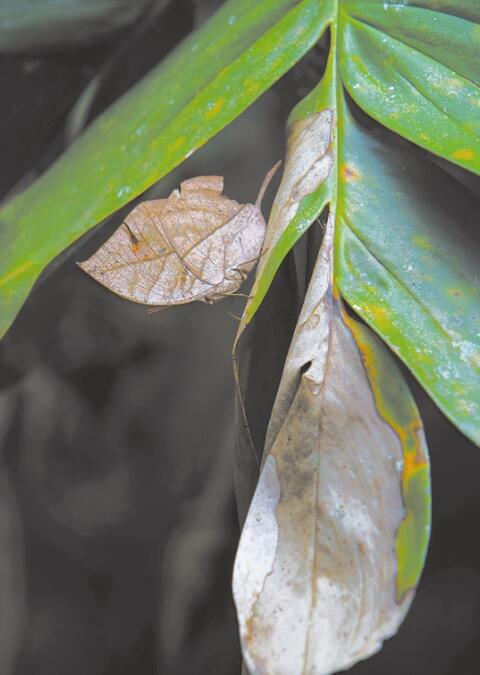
[0,0,478,453]
[0,0,329,340]
[248,0,480,446]
[2,3,479,671]
[340,1,480,174]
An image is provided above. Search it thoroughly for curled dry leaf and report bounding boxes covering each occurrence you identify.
[237,109,334,335]
[264,110,333,257]
[232,110,335,520]
[233,213,430,675]
[79,164,280,307]
[233,110,430,675]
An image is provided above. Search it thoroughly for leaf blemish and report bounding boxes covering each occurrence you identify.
[0,260,33,286]
[341,164,361,181]
[452,148,474,160]
[205,98,225,118]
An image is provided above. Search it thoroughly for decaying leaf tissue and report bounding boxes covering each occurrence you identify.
[233,213,427,675]
[1,0,478,674]
[233,101,430,675]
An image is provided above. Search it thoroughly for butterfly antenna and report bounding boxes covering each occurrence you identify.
[255,160,282,210]
[224,291,252,299]
[147,305,167,314]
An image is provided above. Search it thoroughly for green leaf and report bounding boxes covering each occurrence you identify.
[2,0,479,449]
[346,315,431,604]
[240,1,480,448]
[341,1,480,173]
[336,106,480,447]
[0,0,331,339]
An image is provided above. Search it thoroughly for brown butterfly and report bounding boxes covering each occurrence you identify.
[79,162,280,307]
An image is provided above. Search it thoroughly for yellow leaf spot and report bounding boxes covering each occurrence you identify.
[412,235,432,251]
[340,164,361,181]
[0,261,33,287]
[168,137,186,152]
[366,304,390,330]
[205,98,225,119]
[345,311,428,475]
[452,148,474,160]
[402,441,426,482]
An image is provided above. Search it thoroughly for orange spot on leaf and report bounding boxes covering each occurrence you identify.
[452,148,474,161]
[205,98,224,119]
[168,137,186,152]
[0,261,33,286]
[340,164,361,181]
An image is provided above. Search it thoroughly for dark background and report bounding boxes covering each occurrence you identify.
[0,1,479,673]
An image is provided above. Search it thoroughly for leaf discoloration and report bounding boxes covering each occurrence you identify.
[265,110,334,256]
[340,164,361,181]
[452,148,474,160]
[238,109,335,330]
[233,212,428,675]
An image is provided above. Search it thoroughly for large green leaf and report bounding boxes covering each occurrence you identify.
[1,0,479,448]
[0,0,331,339]
[336,109,480,446]
[340,0,480,173]
[240,1,480,448]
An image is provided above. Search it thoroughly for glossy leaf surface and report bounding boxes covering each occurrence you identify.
[340,0,480,173]
[0,0,331,338]
[336,111,480,445]
[240,2,480,446]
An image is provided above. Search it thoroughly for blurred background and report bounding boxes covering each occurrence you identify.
[0,1,480,673]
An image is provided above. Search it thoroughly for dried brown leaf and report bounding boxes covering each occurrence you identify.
[79,164,280,307]
[233,213,418,674]
[232,108,429,675]
[264,110,333,256]
[232,111,335,521]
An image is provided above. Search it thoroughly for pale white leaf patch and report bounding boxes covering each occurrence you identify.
[233,210,413,675]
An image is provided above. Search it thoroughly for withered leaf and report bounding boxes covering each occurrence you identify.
[232,110,430,675]
[233,111,335,521]
[233,213,428,674]
[79,164,280,307]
